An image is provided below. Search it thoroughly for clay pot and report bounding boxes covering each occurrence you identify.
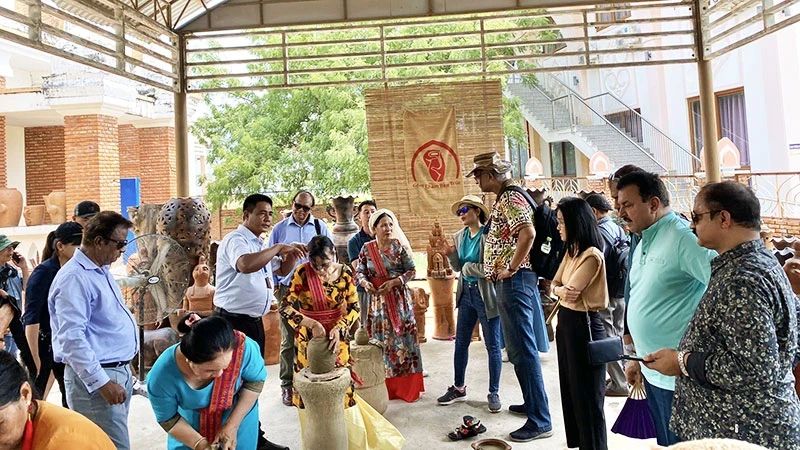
[43,191,66,224]
[471,438,512,450]
[0,188,23,227]
[428,277,455,340]
[351,333,389,414]
[262,304,281,365]
[354,327,369,345]
[23,205,46,226]
[307,336,336,374]
[326,196,359,264]
[294,367,350,450]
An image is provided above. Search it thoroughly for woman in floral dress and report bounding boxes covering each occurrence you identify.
[356,209,425,402]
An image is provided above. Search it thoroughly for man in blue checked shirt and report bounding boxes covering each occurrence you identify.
[49,211,139,450]
[267,189,332,406]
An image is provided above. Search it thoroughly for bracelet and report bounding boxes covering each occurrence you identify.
[398,275,405,285]
[193,437,207,450]
[677,350,690,377]
[624,343,636,356]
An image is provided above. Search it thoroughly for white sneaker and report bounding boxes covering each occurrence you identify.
[132,377,148,398]
[501,349,509,362]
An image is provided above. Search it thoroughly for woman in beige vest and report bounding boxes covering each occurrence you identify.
[551,197,609,450]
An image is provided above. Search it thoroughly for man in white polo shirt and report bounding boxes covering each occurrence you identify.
[214,193,305,450]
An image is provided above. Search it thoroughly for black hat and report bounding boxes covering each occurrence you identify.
[73,201,100,219]
[53,222,84,246]
[585,194,613,212]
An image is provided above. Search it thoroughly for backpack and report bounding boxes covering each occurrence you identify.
[598,223,630,299]
[499,185,565,280]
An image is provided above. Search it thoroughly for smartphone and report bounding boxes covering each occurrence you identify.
[11,252,21,264]
[619,354,645,362]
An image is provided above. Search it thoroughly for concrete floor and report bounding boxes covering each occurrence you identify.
[45,319,657,450]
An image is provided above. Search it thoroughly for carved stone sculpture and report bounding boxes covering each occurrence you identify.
[23,205,46,227]
[294,367,350,450]
[351,327,389,414]
[157,197,211,268]
[43,191,66,224]
[410,287,429,343]
[181,255,215,317]
[426,222,456,340]
[326,196,359,264]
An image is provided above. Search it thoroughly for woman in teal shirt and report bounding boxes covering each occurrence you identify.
[147,314,266,450]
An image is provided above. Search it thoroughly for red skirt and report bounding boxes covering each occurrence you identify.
[385,372,425,403]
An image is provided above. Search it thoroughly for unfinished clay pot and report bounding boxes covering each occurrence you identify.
[0,188,23,227]
[307,336,336,374]
[43,191,66,224]
[23,205,46,226]
[350,330,389,414]
[354,326,369,345]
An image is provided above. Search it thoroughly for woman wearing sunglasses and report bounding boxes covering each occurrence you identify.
[436,195,504,416]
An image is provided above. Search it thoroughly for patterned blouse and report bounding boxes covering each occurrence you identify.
[484,186,533,278]
[672,239,800,448]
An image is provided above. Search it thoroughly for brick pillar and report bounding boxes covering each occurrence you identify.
[138,126,176,204]
[0,115,6,188]
[64,115,120,212]
[24,126,66,206]
[118,124,140,179]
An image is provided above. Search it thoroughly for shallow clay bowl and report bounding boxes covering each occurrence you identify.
[471,438,512,450]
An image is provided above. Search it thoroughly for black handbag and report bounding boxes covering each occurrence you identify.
[586,311,623,366]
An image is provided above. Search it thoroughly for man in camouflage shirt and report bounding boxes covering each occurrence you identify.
[645,181,800,448]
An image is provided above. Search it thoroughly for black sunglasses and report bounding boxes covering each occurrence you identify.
[294,203,311,212]
[690,210,720,224]
[105,237,128,250]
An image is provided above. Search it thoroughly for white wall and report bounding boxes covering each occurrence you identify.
[6,125,25,209]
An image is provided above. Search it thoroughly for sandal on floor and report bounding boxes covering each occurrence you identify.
[463,415,487,434]
[447,416,487,440]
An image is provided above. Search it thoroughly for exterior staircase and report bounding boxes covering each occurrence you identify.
[507,74,700,175]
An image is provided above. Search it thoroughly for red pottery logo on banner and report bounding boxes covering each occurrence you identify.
[410,140,460,185]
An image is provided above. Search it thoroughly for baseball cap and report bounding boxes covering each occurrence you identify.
[585,194,613,212]
[0,235,20,252]
[74,201,100,219]
[53,222,84,246]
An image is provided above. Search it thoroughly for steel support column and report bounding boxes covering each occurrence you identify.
[695,0,720,182]
[174,33,190,196]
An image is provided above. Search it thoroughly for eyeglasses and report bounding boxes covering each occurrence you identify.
[106,238,128,250]
[294,203,311,212]
[690,210,720,224]
[456,205,471,216]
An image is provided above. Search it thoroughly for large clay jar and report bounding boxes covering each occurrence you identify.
[262,304,281,365]
[157,197,212,269]
[410,287,429,343]
[350,327,389,414]
[326,196,359,264]
[294,367,350,450]
[43,191,66,224]
[307,336,336,374]
[0,188,23,227]
[428,277,456,340]
[23,205,46,226]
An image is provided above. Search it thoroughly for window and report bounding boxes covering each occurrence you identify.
[605,108,643,143]
[550,142,577,176]
[688,88,750,167]
[595,4,632,30]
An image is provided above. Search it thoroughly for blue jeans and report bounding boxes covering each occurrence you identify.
[643,378,681,446]
[495,269,552,432]
[65,364,133,450]
[454,282,502,394]
[4,333,17,354]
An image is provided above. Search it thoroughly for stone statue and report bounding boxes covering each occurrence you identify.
[43,191,66,224]
[180,255,215,317]
[426,221,453,278]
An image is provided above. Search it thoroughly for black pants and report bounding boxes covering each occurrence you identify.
[34,330,68,408]
[556,308,608,450]
[214,308,268,446]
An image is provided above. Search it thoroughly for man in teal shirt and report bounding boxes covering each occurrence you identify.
[616,172,716,446]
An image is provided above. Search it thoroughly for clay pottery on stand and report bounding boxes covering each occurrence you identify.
[23,205,46,226]
[428,277,456,340]
[326,196,359,264]
[410,287,429,343]
[262,304,281,365]
[0,188,23,227]
[350,327,389,414]
[43,191,66,224]
[307,336,336,374]
[294,367,350,450]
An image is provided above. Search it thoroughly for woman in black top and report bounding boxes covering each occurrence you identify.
[23,222,83,404]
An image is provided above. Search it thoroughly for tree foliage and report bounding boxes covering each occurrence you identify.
[192,16,555,208]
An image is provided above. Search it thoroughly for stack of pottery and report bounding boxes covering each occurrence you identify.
[0,188,23,227]
[350,327,389,414]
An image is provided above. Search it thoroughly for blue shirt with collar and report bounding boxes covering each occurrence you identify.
[267,214,331,286]
[49,248,139,393]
